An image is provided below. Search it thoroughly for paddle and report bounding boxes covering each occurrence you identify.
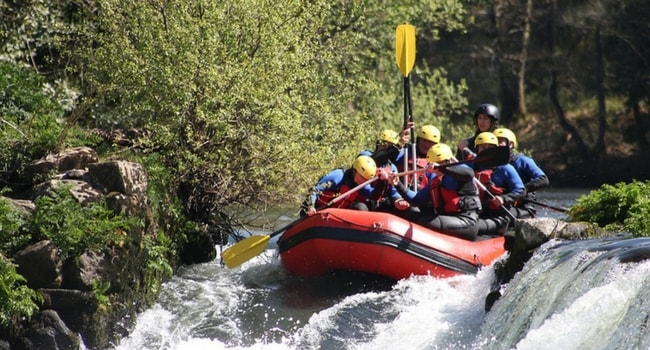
[522,197,568,212]
[394,145,510,177]
[395,23,416,188]
[472,176,518,221]
[444,152,518,221]
[222,176,379,268]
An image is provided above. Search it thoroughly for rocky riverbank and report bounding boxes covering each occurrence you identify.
[0,147,215,350]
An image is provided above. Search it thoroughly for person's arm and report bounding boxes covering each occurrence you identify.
[517,156,549,192]
[456,136,475,160]
[500,165,526,204]
[393,178,431,207]
[307,169,344,208]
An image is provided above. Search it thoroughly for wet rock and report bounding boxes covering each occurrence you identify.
[16,310,81,350]
[486,217,609,312]
[14,240,63,289]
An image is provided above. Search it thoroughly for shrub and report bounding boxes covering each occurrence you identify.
[568,180,650,236]
[30,186,142,261]
[0,255,43,326]
[0,62,96,194]
[0,197,31,254]
[0,63,64,184]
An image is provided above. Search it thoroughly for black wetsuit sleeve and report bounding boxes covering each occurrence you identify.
[525,175,549,193]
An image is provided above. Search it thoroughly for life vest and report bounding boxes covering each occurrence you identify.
[475,169,505,208]
[315,173,368,209]
[398,157,429,190]
[428,176,462,214]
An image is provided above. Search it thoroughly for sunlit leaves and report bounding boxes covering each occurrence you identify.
[568,181,650,236]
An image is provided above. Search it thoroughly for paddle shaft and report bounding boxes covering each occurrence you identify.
[267,175,378,239]
[220,175,380,268]
[394,146,509,177]
[472,177,518,221]
[395,157,476,177]
[522,197,568,212]
[449,155,517,221]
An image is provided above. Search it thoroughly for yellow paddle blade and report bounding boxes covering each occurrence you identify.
[222,235,271,268]
[395,23,416,77]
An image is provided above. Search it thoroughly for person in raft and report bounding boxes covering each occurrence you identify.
[456,103,500,161]
[358,129,411,215]
[493,127,549,219]
[395,124,442,190]
[299,155,379,217]
[472,132,526,235]
[386,143,483,240]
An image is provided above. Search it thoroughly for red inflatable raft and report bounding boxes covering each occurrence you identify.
[278,208,507,280]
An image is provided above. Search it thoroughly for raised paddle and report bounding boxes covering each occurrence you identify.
[393,145,510,177]
[522,197,568,212]
[222,175,379,268]
[395,24,417,189]
[395,24,416,78]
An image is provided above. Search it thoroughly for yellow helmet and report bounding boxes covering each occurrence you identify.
[494,128,518,148]
[418,125,441,143]
[378,129,400,145]
[474,132,499,147]
[352,155,377,180]
[427,143,454,163]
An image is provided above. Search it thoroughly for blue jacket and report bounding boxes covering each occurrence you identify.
[511,153,549,192]
[308,168,375,207]
[476,163,526,205]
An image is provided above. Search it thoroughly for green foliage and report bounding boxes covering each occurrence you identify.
[91,280,111,312]
[0,255,43,326]
[408,65,472,143]
[0,62,93,192]
[0,62,63,181]
[0,197,31,254]
[568,181,650,236]
[55,0,471,213]
[30,186,142,261]
[142,233,173,296]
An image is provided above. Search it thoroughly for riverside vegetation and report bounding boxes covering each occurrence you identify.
[1,1,648,349]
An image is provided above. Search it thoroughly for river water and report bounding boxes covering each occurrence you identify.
[112,189,650,350]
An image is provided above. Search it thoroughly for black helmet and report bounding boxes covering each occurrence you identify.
[474,104,500,122]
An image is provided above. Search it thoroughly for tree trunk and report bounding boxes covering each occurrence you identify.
[594,25,607,153]
[631,101,648,146]
[489,0,517,125]
[517,0,532,116]
[548,70,592,162]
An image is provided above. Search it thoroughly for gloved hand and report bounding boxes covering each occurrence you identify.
[400,122,415,146]
[376,166,392,180]
[476,171,492,184]
[425,163,443,177]
[386,172,400,186]
[462,147,476,160]
[425,162,439,173]
[457,139,469,151]
[394,198,410,211]
[488,196,504,210]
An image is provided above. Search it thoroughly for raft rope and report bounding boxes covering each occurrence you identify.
[284,211,483,274]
